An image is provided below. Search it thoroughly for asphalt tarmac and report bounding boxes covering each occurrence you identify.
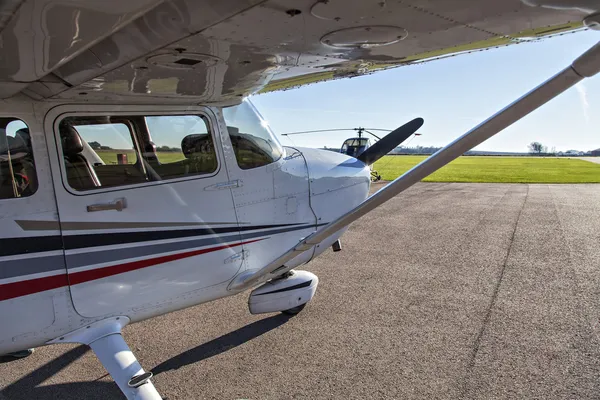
[582,157,600,164]
[2,183,600,400]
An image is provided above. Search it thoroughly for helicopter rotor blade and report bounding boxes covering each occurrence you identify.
[281,128,357,136]
[282,127,394,136]
[357,118,424,165]
[363,130,382,140]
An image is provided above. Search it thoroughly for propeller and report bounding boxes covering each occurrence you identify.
[357,118,424,165]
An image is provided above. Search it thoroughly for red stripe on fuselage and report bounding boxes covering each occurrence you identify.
[68,238,263,285]
[0,274,69,302]
[0,239,264,301]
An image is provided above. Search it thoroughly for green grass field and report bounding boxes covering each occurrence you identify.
[373,156,600,183]
[96,151,600,183]
[97,150,184,164]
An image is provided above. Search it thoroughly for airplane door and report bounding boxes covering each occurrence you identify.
[45,105,243,318]
[219,101,318,272]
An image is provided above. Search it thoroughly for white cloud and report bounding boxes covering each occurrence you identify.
[575,82,590,123]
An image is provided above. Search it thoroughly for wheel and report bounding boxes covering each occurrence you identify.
[2,348,34,360]
[281,303,306,315]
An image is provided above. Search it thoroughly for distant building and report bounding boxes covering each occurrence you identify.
[591,148,600,156]
[564,150,583,156]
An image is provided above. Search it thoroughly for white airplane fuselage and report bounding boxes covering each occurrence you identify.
[1,0,598,397]
[0,97,371,355]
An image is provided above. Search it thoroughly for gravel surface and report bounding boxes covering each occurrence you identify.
[2,183,600,400]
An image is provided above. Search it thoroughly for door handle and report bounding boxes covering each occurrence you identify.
[215,181,240,189]
[86,198,127,212]
[204,180,242,191]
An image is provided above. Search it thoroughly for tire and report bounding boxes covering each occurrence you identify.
[281,303,306,315]
[2,348,34,360]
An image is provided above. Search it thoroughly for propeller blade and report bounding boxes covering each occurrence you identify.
[357,118,424,165]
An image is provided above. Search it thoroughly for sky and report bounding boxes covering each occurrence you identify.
[252,30,600,153]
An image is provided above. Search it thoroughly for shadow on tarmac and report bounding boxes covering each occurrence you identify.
[0,345,121,400]
[152,313,291,375]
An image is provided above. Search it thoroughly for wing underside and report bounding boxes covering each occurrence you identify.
[0,0,590,102]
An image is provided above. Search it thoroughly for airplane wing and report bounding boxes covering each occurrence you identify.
[0,0,593,102]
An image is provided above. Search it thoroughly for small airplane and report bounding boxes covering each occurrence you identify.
[282,127,424,181]
[0,1,599,399]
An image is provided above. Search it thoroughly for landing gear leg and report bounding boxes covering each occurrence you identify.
[89,333,160,400]
[49,317,161,400]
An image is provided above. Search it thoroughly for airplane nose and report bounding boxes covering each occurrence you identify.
[298,147,371,226]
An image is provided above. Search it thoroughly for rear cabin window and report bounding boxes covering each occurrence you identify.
[0,119,38,199]
[58,117,146,191]
[74,122,138,165]
[57,114,217,192]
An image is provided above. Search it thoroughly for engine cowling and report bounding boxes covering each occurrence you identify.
[248,270,318,314]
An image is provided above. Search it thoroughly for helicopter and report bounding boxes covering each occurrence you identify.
[282,127,423,181]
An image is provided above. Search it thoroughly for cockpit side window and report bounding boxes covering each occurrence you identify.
[223,100,283,170]
[144,115,216,179]
[341,142,348,153]
[0,118,38,199]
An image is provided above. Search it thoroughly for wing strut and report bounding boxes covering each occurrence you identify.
[228,40,600,292]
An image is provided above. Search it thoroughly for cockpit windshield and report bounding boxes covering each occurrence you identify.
[223,99,283,169]
[341,138,370,158]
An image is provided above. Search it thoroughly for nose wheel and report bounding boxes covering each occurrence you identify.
[281,303,306,315]
[248,270,318,314]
